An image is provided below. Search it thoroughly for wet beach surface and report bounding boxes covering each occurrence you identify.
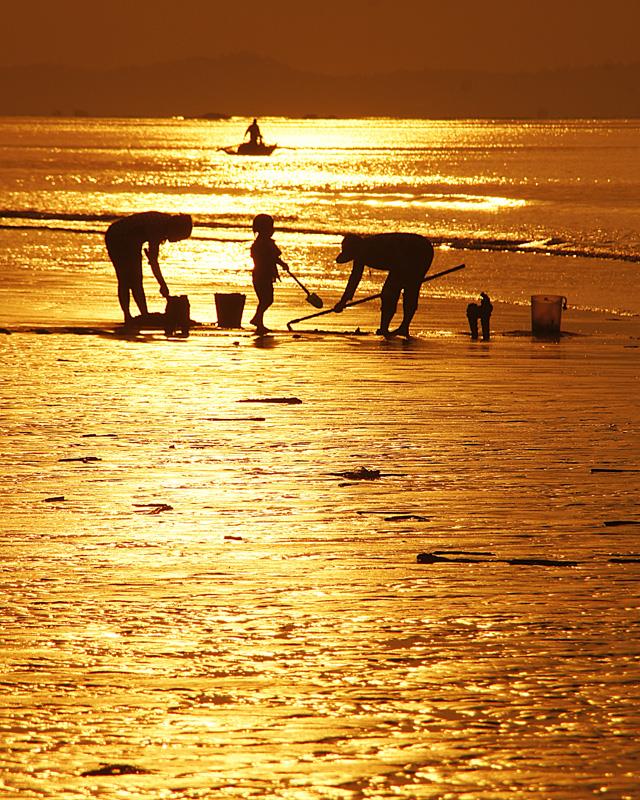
[1,301,639,799]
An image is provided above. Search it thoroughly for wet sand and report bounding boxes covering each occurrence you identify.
[1,290,639,799]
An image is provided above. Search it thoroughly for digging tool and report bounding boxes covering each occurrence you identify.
[283,266,323,308]
[286,263,465,330]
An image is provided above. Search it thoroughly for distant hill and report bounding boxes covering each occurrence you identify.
[1,54,638,118]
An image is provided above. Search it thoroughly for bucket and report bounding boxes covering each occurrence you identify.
[214,293,245,328]
[531,295,567,338]
[164,294,190,335]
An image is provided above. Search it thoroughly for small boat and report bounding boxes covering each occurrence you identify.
[222,141,277,156]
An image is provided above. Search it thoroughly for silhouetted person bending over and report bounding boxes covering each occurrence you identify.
[334,232,434,337]
[245,118,263,146]
[105,211,192,326]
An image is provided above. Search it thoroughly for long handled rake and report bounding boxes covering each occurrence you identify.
[286,263,466,331]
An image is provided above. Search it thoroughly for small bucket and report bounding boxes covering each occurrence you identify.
[164,294,190,335]
[531,295,567,339]
[214,293,245,328]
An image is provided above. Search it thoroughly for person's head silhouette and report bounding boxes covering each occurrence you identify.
[167,214,193,242]
[252,213,274,236]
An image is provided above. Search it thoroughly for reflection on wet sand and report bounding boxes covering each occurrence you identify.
[1,302,639,798]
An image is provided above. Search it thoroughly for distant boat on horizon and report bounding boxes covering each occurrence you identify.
[222,141,277,156]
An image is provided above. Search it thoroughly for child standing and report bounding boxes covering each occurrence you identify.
[249,214,289,335]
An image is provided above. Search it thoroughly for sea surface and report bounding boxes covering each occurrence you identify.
[0,118,639,799]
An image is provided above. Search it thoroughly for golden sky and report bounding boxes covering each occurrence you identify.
[3,0,639,74]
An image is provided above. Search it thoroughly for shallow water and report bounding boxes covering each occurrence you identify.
[1,309,639,798]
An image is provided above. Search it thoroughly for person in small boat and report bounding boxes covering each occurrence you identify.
[105,211,193,325]
[333,232,434,337]
[245,118,263,146]
[249,213,290,335]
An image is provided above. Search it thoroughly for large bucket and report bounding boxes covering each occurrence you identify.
[531,295,567,339]
[214,293,245,328]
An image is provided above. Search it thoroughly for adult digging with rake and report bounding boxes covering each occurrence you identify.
[335,232,433,338]
[287,232,464,335]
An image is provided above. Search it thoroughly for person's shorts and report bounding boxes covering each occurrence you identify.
[382,262,428,294]
[105,231,142,285]
[252,274,275,305]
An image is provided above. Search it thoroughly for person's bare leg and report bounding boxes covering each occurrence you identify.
[253,303,270,334]
[117,278,133,324]
[125,256,148,318]
[378,277,401,336]
[131,281,148,317]
[393,282,421,337]
[251,284,272,334]
[251,303,264,328]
